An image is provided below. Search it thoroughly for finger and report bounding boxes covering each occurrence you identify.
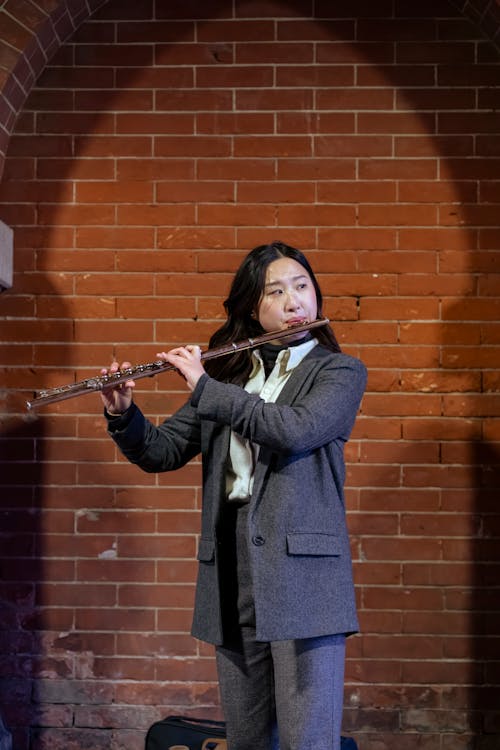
[101,361,135,391]
[186,345,202,359]
[162,347,189,358]
[157,349,189,364]
[101,360,117,375]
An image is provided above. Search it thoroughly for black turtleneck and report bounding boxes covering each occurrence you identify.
[259,333,313,379]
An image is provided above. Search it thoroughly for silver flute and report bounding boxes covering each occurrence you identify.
[26,318,329,410]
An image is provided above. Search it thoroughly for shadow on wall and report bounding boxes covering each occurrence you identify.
[0,711,12,748]
[472,439,500,736]
[0,253,79,744]
[1,388,47,749]
[442,274,500,736]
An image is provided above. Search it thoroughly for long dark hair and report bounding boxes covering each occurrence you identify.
[204,241,341,384]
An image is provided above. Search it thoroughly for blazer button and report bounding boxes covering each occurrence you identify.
[252,535,265,546]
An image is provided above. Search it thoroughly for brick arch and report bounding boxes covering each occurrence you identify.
[0,0,499,179]
[0,0,104,177]
[452,0,500,46]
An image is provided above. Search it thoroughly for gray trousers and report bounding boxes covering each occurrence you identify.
[216,503,346,750]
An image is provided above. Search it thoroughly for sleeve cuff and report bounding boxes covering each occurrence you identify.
[104,402,137,431]
[190,373,210,407]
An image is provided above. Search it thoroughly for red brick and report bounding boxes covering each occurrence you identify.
[314,135,392,157]
[157,560,198,582]
[72,272,153,297]
[395,134,473,157]
[401,370,481,393]
[277,111,354,134]
[156,657,218,682]
[197,112,274,134]
[318,227,396,250]
[119,583,195,609]
[359,204,438,227]
[442,346,499,368]
[277,204,356,226]
[359,158,438,180]
[236,88,314,111]
[76,42,156,67]
[365,393,443,417]
[360,298,439,320]
[277,158,355,180]
[357,63,436,87]
[158,606,192,633]
[117,204,196,226]
[197,65,273,88]
[396,41,475,64]
[75,88,153,111]
[116,20,194,44]
[118,158,195,180]
[155,89,233,111]
[234,135,312,158]
[318,181,396,203]
[336,321,398,344]
[398,273,476,296]
[155,42,233,66]
[77,181,154,204]
[155,135,231,157]
[276,65,354,88]
[115,486,196,511]
[438,64,500,87]
[74,135,152,157]
[197,203,276,226]
[37,111,116,135]
[440,202,500,226]
[39,582,117,607]
[197,158,274,180]
[363,586,443,612]
[399,180,477,203]
[360,110,438,134]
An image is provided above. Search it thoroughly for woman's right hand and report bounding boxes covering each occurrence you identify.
[100,361,135,415]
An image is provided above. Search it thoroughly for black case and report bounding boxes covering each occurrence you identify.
[145,715,226,750]
[145,714,359,750]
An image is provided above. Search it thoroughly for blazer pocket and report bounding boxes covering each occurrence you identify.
[286,532,341,557]
[197,537,216,563]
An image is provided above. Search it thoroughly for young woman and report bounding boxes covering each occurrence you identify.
[101,241,367,750]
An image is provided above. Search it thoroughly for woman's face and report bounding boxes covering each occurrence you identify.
[257,257,318,340]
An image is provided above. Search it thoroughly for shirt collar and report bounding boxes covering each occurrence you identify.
[280,336,318,372]
[251,336,318,375]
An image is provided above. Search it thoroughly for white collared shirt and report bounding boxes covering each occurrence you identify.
[226,337,318,501]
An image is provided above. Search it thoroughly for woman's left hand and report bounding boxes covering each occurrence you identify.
[157,345,205,391]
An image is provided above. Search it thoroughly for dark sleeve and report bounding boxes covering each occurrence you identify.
[107,400,202,473]
[104,403,136,431]
[193,354,367,455]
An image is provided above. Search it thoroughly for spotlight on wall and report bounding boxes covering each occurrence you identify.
[0,219,13,292]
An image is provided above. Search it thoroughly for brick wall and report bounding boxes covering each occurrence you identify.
[1,1,499,749]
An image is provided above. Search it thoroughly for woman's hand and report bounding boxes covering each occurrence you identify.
[100,361,135,415]
[157,345,205,392]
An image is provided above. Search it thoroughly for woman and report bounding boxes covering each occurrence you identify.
[101,241,367,750]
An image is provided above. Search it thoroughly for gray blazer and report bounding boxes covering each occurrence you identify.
[108,345,367,645]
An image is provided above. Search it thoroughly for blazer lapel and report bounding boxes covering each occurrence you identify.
[251,347,329,504]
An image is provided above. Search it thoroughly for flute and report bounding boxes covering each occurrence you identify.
[25,318,329,410]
